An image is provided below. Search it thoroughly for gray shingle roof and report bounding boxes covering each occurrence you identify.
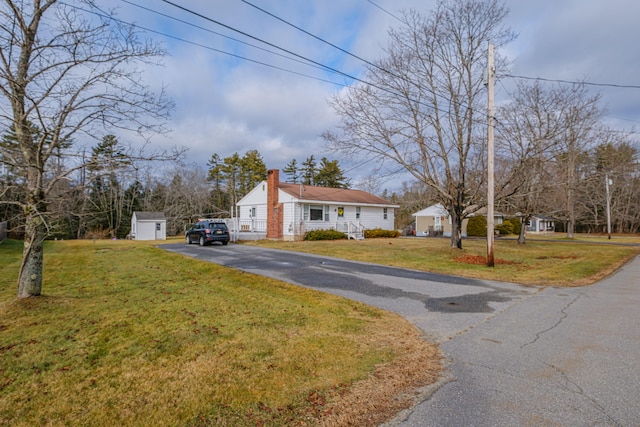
[134,211,166,221]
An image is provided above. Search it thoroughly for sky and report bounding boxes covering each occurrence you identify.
[105,0,640,191]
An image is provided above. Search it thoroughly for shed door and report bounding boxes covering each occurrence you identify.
[155,222,162,240]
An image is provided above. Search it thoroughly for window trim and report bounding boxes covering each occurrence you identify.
[304,204,329,222]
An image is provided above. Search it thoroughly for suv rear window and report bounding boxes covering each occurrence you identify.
[208,222,227,230]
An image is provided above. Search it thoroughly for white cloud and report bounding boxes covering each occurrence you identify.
[109,0,639,188]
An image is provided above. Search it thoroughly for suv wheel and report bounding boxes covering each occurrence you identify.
[199,235,206,246]
[185,234,191,244]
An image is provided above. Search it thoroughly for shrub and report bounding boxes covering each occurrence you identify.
[509,217,522,236]
[304,229,347,241]
[499,217,522,236]
[467,215,487,237]
[495,221,514,235]
[364,228,400,238]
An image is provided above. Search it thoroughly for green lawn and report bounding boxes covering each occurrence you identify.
[2,235,636,425]
[0,239,440,426]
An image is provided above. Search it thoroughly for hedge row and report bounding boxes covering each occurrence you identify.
[467,216,522,237]
[303,230,347,240]
[302,228,400,240]
[364,228,400,238]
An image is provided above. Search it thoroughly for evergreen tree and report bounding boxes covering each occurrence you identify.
[206,150,268,215]
[314,157,350,188]
[239,149,267,195]
[87,135,132,237]
[283,159,300,183]
[301,155,317,185]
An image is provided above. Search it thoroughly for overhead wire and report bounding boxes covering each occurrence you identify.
[240,0,395,78]
[237,0,481,119]
[158,0,363,84]
[365,0,404,24]
[502,74,640,90]
[64,1,348,87]
[116,2,637,148]
[121,0,333,75]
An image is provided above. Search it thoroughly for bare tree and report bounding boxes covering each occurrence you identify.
[324,0,514,248]
[548,85,602,238]
[495,82,569,243]
[0,1,173,297]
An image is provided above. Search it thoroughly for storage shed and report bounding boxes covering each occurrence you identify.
[131,211,166,240]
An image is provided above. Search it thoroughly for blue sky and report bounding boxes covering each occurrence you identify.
[107,0,640,189]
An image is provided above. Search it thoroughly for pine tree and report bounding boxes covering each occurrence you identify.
[283,159,300,183]
[301,155,317,185]
[314,157,350,188]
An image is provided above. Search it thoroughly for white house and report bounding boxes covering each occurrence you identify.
[131,211,166,241]
[236,169,398,241]
[412,203,504,237]
[525,215,555,234]
[412,203,455,237]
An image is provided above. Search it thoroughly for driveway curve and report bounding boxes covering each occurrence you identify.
[161,243,640,426]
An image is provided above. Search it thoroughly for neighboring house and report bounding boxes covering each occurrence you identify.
[131,211,166,240]
[236,169,398,241]
[412,203,463,237]
[525,215,555,234]
[412,204,504,237]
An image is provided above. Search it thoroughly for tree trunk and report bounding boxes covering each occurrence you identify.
[517,216,527,244]
[450,209,463,249]
[18,208,46,297]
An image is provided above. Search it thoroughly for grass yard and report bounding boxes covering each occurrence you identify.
[245,236,640,286]
[0,239,441,426]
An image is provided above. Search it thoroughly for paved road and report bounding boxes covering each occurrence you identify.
[161,243,640,426]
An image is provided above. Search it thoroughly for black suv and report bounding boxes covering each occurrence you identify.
[185,220,230,246]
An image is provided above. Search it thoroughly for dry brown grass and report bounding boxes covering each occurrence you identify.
[318,317,441,426]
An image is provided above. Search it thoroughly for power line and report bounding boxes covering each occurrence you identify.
[238,0,477,114]
[69,2,347,87]
[366,0,404,24]
[239,0,391,76]
[158,0,481,123]
[121,0,331,75]
[158,0,360,83]
[503,74,640,90]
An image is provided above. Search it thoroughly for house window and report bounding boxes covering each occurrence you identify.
[337,207,344,218]
[383,208,388,220]
[250,207,256,218]
[304,204,327,221]
[356,207,361,220]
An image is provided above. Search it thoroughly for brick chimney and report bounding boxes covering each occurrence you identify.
[267,169,283,239]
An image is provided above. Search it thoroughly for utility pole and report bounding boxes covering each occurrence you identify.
[605,174,612,240]
[486,43,495,267]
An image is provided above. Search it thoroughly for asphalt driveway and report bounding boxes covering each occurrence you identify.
[161,242,538,342]
[161,242,640,426]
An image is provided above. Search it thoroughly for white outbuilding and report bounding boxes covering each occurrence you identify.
[131,211,166,240]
